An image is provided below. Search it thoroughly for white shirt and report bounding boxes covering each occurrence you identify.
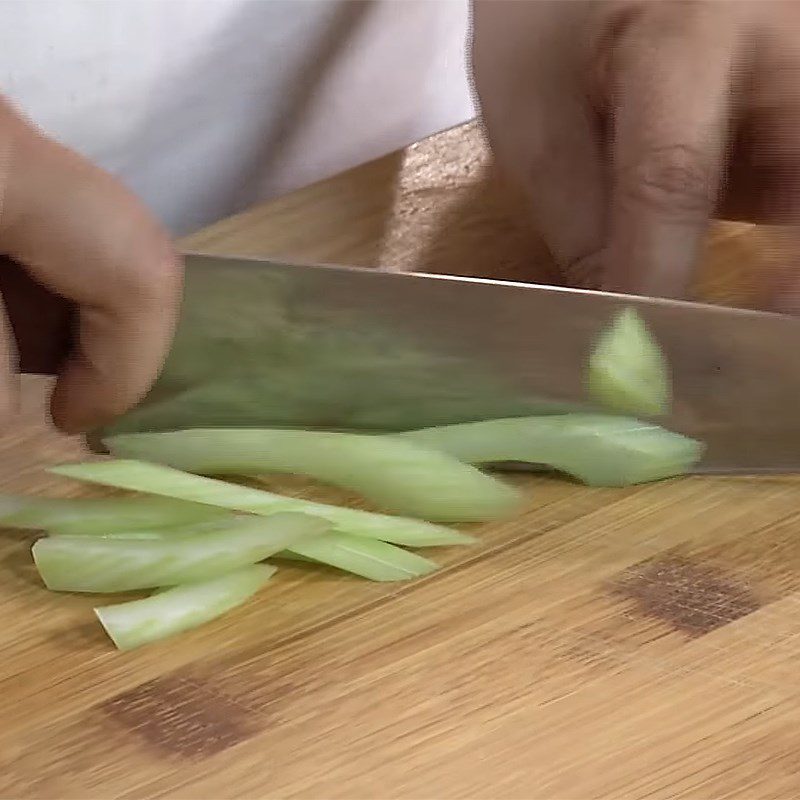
[2,0,474,234]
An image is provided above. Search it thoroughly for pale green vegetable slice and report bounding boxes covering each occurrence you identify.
[401,414,703,486]
[0,494,228,535]
[54,527,439,582]
[274,550,315,563]
[50,460,472,546]
[95,565,275,650]
[57,524,440,582]
[52,518,235,539]
[287,533,439,581]
[587,306,670,417]
[105,428,519,522]
[33,512,326,592]
[74,530,174,540]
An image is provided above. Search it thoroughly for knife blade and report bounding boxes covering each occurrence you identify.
[5,251,800,473]
[99,252,800,474]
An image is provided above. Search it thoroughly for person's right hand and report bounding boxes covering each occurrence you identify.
[0,97,182,434]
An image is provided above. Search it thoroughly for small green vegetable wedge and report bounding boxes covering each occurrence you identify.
[95,565,276,650]
[105,428,520,522]
[587,306,670,417]
[33,512,326,592]
[401,414,703,486]
[50,460,472,546]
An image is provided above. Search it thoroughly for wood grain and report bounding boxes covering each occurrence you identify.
[2,122,800,799]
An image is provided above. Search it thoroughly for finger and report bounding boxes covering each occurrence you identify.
[0,100,182,433]
[512,91,607,289]
[471,0,606,288]
[758,226,800,315]
[721,109,800,314]
[0,255,73,375]
[758,116,800,314]
[604,4,739,298]
[740,25,800,312]
[0,293,20,425]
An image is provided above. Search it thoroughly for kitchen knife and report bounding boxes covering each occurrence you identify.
[4,251,800,473]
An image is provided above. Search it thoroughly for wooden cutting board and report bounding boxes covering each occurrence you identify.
[2,122,799,800]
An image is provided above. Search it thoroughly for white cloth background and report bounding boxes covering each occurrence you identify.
[0,0,474,235]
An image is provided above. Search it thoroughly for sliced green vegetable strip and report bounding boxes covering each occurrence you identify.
[106,428,520,522]
[587,306,670,417]
[274,550,316,563]
[50,460,472,546]
[49,518,236,539]
[0,494,229,535]
[63,525,433,558]
[54,525,441,581]
[79,530,172,540]
[33,512,326,593]
[401,414,703,486]
[287,532,439,581]
[95,565,275,650]
[56,526,439,581]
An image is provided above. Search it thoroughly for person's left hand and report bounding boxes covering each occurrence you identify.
[471,0,800,311]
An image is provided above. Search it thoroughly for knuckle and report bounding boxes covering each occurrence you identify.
[88,392,131,426]
[117,239,183,312]
[616,145,714,218]
[562,250,605,290]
